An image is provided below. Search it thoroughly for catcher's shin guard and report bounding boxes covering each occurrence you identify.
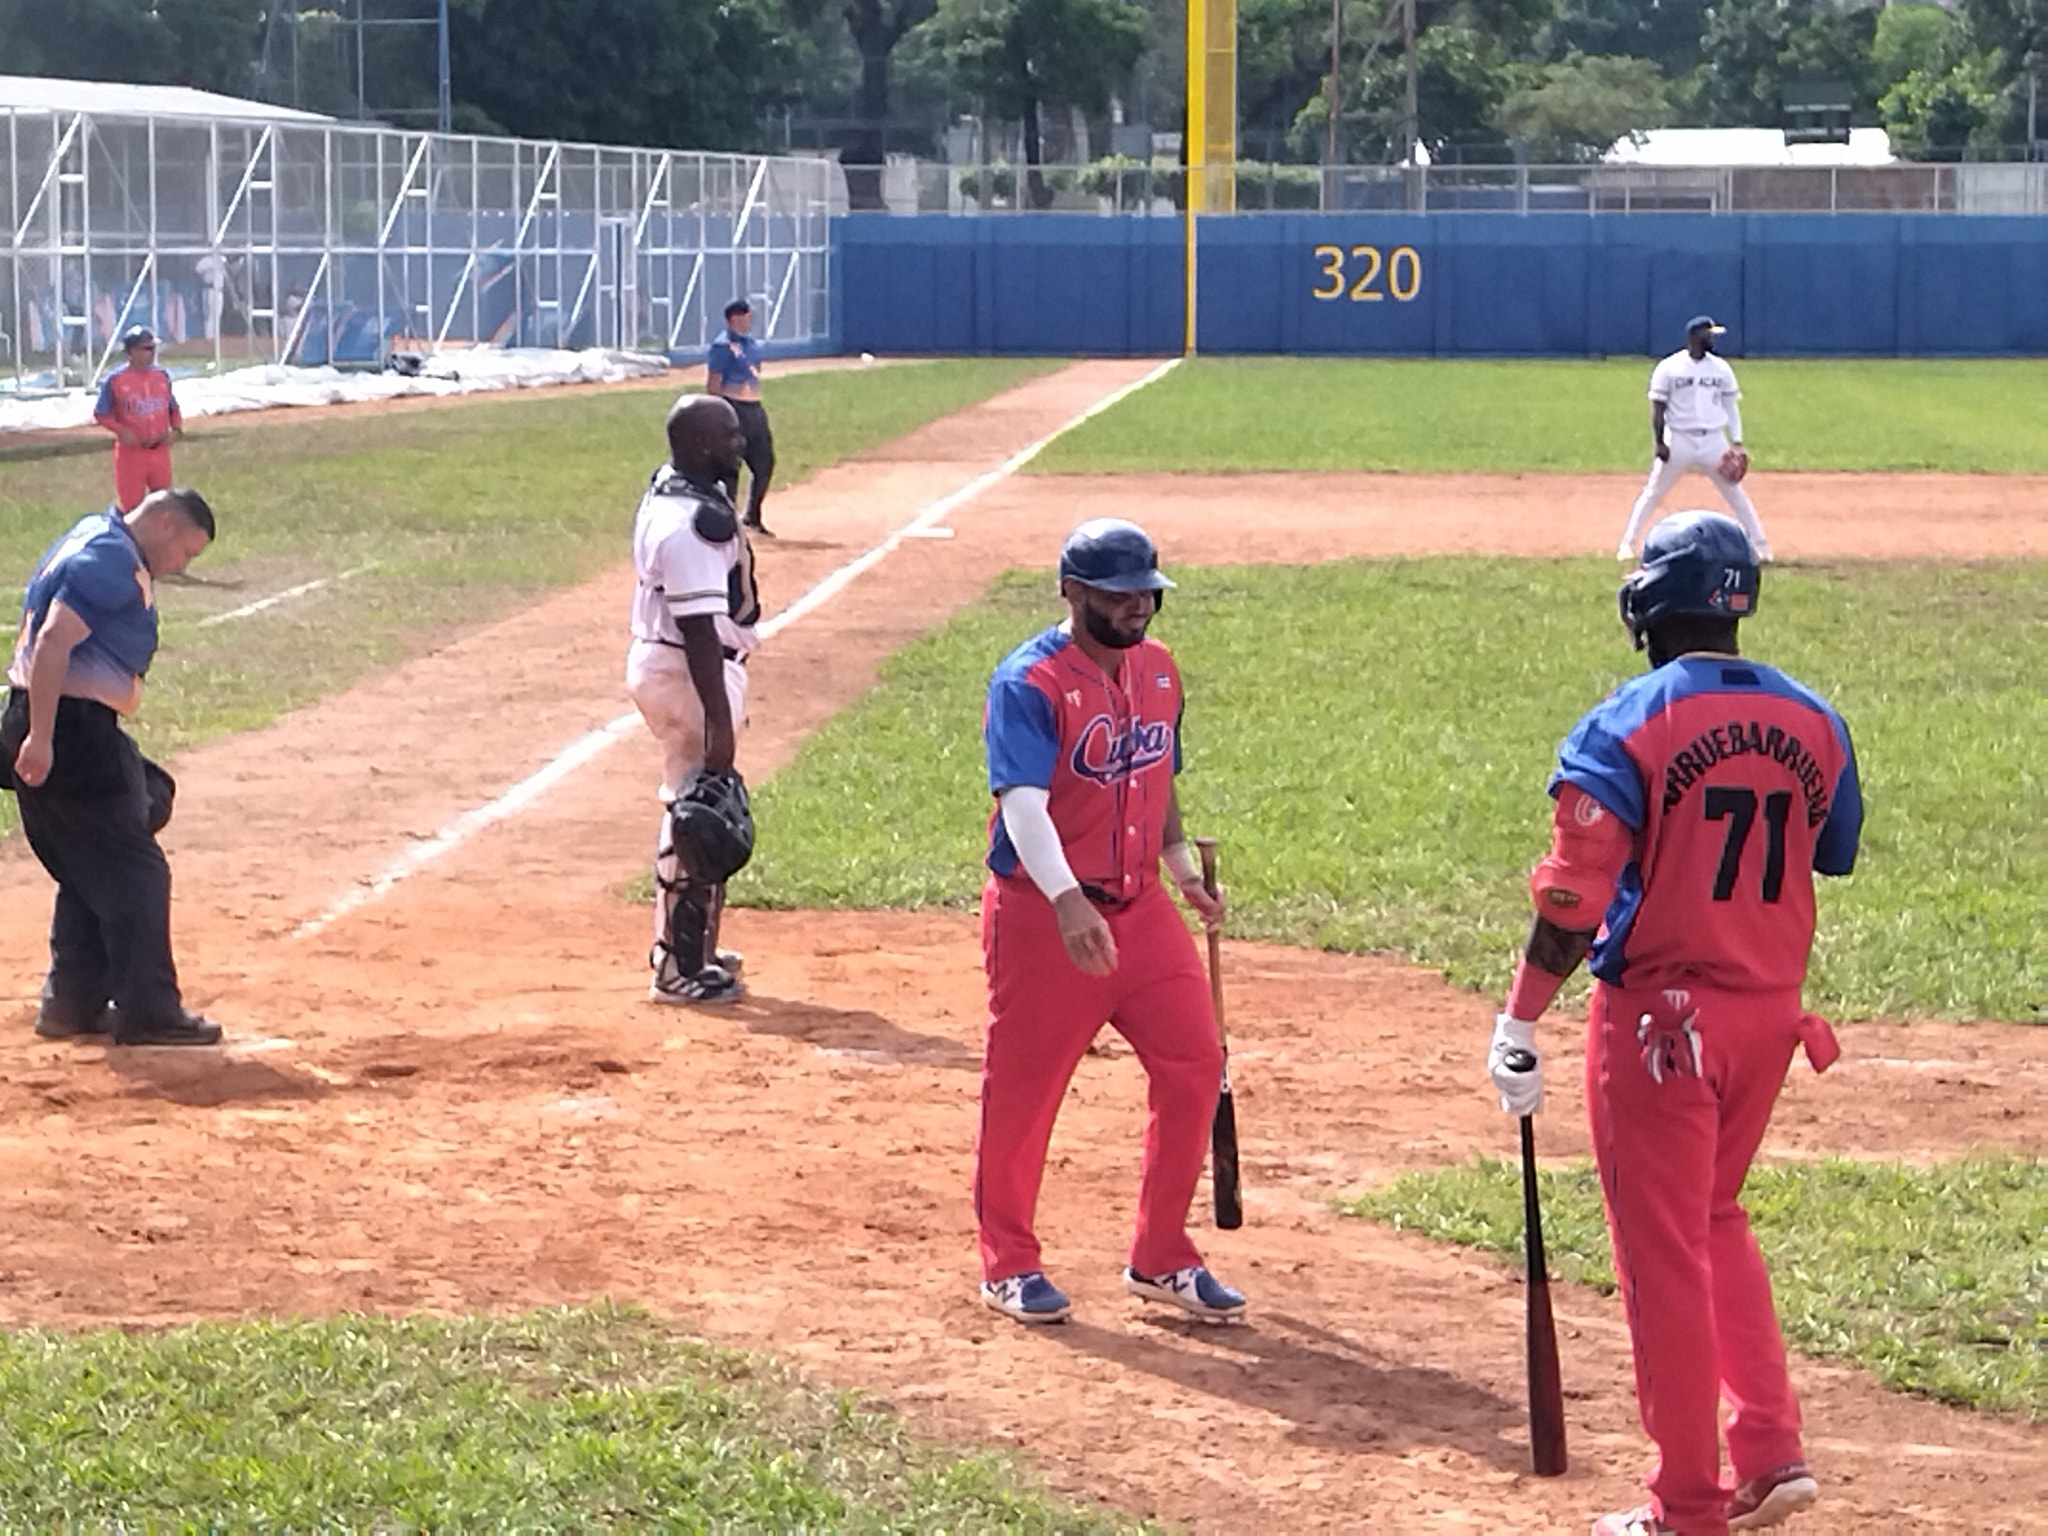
[653,808,720,988]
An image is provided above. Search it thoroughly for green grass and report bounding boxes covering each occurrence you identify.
[1031,357,2048,474]
[735,558,2048,1023]
[0,359,1056,838]
[0,1303,1141,1529]
[1346,1156,2048,1419]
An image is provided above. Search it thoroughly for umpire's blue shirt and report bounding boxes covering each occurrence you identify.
[8,509,158,708]
[707,329,762,393]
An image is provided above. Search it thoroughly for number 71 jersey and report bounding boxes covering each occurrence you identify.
[1552,655,1863,993]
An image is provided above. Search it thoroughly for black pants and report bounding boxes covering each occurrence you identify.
[1,690,184,1027]
[723,399,775,523]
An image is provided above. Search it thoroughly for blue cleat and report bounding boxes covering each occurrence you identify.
[980,1270,1072,1324]
[1124,1264,1248,1324]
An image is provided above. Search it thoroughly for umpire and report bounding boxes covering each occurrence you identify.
[705,298,776,537]
[1,488,222,1047]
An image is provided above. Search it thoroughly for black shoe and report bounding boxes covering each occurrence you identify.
[742,515,776,539]
[33,1002,114,1040]
[113,1010,223,1047]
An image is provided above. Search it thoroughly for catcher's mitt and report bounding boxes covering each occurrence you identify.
[1718,446,1750,483]
[667,766,754,882]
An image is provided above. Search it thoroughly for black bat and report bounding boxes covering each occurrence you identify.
[1195,837,1242,1230]
[1504,1045,1568,1476]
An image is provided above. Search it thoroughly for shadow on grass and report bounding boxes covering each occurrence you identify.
[731,993,981,1072]
[1033,1306,1527,1468]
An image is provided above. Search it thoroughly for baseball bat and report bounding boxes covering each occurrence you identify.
[1195,837,1243,1230]
[1503,1046,1568,1477]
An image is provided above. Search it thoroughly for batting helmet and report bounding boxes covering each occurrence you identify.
[1618,510,1759,651]
[1057,519,1176,595]
[120,324,156,349]
[667,766,755,881]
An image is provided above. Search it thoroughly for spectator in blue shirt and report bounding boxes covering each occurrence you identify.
[2,488,224,1047]
[705,299,776,537]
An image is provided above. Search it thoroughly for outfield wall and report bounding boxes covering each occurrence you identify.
[835,214,2048,358]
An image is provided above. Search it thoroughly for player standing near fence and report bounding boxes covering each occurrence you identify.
[93,326,182,513]
[1616,318,1771,563]
[1486,511,1861,1536]
[705,299,777,538]
[974,518,1244,1328]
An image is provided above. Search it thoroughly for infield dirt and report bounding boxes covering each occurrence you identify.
[2,361,2042,1532]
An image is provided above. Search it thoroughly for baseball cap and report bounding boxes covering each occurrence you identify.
[1685,314,1726,336]
[723,298,751,318]
[120,323,157,348]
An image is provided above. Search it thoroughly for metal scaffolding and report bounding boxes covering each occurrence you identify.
[2,106,840,395]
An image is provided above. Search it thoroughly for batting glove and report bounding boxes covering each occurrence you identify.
[1487,1013,1544,1117]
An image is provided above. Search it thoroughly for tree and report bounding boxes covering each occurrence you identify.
[1880,49,2006,158]
[0,0,259,93]
[939,0,1146,206]
[1496,50,1674,162]
[1694,0,1879,127]
[448,0,794,148]
[838,0,940,194]
[1543,0,1710,77]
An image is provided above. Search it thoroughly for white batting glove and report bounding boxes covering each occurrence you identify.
[1487,1013,1544,1117]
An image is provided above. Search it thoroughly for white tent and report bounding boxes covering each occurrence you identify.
[1605,126,1896,168]
[0,74,332,125]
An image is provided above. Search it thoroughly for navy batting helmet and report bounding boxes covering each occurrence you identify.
[1618,510,1759,651]
[120,324,156,349]
[1058,518,1175,595]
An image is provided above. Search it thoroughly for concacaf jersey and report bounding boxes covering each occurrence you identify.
[629,464,760,656]
[1554,655,1862,993]
[984,628,1184,904]
[7,510,159,705]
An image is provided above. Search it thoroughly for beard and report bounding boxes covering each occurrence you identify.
[1081,600,1149,649]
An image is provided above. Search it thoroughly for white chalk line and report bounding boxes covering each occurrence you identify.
[198,563,377,627]
[290,357,1182,942]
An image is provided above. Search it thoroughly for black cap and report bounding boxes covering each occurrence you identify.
[723,298,751,319]
[1685,314,1726,337]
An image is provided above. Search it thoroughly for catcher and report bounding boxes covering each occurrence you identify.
[626,394,762,1005]
[1614,316,1772,563]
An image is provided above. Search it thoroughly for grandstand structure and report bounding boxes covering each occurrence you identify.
[1,76,839,396]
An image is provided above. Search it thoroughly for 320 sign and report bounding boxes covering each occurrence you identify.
[1311,243,1423,303]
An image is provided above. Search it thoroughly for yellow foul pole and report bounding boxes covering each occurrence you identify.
[1184,0,1236,356]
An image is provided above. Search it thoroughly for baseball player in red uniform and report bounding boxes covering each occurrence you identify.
[94,326,183,513]
[974,518,1244,1327]
[1487,511,1862,1536]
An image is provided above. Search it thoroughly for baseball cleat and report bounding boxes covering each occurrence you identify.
[980,1270,1071,1324]
[742,515,776,539]
[112,1009,222,1048]
[32,1001,115,1039]
[1728,1462,1819,1530]
[1123,1265,1247,1323]
[1590,1507,1676,1536]
[647,963,744,1007]
[715,949,745,978]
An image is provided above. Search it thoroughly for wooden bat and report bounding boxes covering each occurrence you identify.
[1194,837,1242,1230]
[1503,1045,1568,1477]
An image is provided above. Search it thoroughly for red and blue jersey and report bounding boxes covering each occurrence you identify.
[984,627,1184,904]
[1554,655,1862,994]
[94,365,181,445]
[8,510,160,700]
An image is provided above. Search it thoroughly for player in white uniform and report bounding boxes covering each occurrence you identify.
[627,394,761,1005]
[1616,316,1772,563]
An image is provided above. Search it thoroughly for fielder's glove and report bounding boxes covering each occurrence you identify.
[1487,1013,1544,1117]
[1718,445,1750,483]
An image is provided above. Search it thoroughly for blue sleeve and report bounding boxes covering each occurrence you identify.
[1549,701,1647,830]
[1814,714,1863,876]
[1173,700,1184,775]
[95,377,117,416]
[986,671,1059,792]
[705,340,727,376]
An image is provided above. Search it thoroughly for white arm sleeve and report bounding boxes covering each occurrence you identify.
[998,785,1080,902]
[1724,398,1744,444]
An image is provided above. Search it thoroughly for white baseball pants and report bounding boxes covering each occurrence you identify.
[625,638,749,801]
[1618,428,1771,559]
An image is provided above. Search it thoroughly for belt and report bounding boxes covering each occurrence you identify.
[1079,881,1132,910]
[646,636,747,664]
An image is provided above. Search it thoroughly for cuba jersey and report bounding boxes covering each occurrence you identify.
[8,510,159,706]
[1554,655,1861,993]
[95,365,181,445]
[985,628,1183,903]
[629,464,760,656]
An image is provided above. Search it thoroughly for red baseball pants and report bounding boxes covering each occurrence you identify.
[1588,982,1809,1534]
[974,874,1221,1283]
[114,444,173,512]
